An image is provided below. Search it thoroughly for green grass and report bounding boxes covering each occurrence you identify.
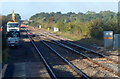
[55,32,83,40]
[40,28,103,46]
[50,30,104,46]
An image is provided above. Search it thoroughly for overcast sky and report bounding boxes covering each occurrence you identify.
[0,1,119,20]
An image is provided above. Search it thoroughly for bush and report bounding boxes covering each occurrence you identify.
[89,19,104,39]
[89,19,119,39]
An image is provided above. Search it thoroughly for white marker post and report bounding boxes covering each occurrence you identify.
[53,27,59,32]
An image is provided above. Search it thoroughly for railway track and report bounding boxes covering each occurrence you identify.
[25,29,91,79]
[25,29,56,79]
[44,32,120,63]
[35,32,120,77]
[3,29,52,78]
[42,32,120,64]
[40,32,119,63]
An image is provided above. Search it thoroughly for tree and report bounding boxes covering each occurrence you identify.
[86,11,96,14]
[29,11,118,40]
[89,19,104,39]
[0,15,8,26]
[56,19,66,32]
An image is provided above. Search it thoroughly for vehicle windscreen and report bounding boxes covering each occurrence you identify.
[7,31,20,37]
[7,23,19,28]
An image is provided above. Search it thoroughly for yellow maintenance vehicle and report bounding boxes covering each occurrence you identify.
[7,10,20,32]
[7,10,20,47]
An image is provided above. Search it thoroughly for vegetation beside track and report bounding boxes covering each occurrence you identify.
[29,11,120,46]
[54,31,103,46]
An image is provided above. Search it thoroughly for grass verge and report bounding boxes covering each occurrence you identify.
[41,28,104,47]
[55,31,103,46]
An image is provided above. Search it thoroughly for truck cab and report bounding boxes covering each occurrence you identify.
[7,22,20,32]
[7,31,20,47]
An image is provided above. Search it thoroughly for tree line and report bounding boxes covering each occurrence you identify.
[29,11,120,39]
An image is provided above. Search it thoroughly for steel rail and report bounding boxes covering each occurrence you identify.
[44,32,120,64]
[40,40,91,79]
[39,34,120,77]
[53,40,120,77]
[25,29,57,79]
[66,41,120,64]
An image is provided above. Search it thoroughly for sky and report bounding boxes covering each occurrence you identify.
[0,1,119,20]
[0,0,119,2]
